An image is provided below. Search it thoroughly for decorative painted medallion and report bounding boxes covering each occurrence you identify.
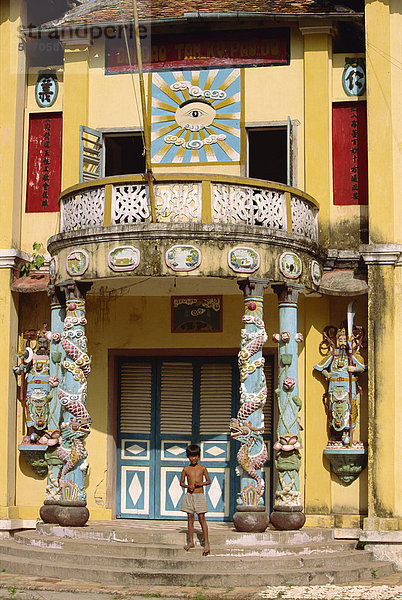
[66,250,89,276]
[49,256,57,281]
[35,71,58,108]
[279,252,302,279]
[108,246,140,272]
[342,58,366,97]
[151,69,241,164]
[172,296,222,333]
[311,260,322,286]
[228,246,260,273]
[166,245,201,271]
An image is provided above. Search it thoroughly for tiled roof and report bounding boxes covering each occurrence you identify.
[39,0,361,28]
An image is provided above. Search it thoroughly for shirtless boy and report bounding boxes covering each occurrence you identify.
[180,444,211,556]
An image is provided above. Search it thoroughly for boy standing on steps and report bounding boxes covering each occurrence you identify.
[180,444,211,555]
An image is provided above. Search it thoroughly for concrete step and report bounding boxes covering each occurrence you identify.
[0,549,395,587]
[13,530,358,557]
[36,522,337,546]
[0,539,374,572]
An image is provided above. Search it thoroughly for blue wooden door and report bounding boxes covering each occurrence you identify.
[116,356,273,519]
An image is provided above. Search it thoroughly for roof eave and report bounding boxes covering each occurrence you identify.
[22,11,364,35]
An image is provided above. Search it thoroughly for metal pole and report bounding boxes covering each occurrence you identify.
[132,0,156,223]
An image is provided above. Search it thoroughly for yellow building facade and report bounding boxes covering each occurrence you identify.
[0,0,400,559]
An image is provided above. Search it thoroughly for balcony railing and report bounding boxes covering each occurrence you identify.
[59,175,319,243]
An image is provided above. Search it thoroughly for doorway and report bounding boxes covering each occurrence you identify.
[116,356,274,519]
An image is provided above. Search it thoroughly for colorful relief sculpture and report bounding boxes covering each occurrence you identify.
[270,283,305,530]
[13,326,54,476]
[230,278,269,532]
[314,302,366,447]
[39,290,65,522]
[314,301,368,485]
[53,286,91,526]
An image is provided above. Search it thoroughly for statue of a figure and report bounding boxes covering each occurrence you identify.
[314,314,366,446]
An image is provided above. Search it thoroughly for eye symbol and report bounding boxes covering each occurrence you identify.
[188,110,203,118]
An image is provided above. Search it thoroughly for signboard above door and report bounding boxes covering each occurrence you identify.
[106,28,290,74]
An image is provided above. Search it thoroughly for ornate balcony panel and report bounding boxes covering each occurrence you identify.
[212,184,286,228]
[112,184,149,224]
[291,195,318,242]
[61,187,105,232]
[155,183,202,223]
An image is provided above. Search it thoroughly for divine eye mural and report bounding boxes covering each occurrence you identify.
[151,69,241,164]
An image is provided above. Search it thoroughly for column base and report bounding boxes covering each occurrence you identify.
[270,506,306,531]
[233,505,269,532]
[54,500,89,527]
[39,499,60,524]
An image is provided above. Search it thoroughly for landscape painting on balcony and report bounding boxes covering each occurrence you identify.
[150,69,241,164]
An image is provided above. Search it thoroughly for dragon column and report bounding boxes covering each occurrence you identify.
[230,278,269,532]
[270,283,305,530]
[39,287,66,523]
[54,281,92,526]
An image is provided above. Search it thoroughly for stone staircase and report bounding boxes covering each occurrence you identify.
[0,521,396,587]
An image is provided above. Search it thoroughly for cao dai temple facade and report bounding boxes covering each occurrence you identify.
[0,0,400,562]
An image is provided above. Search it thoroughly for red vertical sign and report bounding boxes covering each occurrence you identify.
[332,102,367,206]
[26,113,62,213]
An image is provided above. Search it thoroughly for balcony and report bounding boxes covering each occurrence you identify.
[59,174,319,242]
[49,174,322,290]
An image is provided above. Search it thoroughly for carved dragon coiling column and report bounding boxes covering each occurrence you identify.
[54,281,92,527]
[39,286,66,523]
[231,278,269,532]
[270,283,305,530]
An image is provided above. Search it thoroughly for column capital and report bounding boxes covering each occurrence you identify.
[59,280,93,300]
[237,277,270,299]
[299,21,336,37]
[272,282,304,304]
[47,284,65,306]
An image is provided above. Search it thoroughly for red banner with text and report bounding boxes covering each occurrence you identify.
[26,112,62,213]
[332,102,367,206]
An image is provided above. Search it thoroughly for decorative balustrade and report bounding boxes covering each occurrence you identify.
[59,175,319,242]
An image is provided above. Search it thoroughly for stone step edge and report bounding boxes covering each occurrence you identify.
[0,541,373,566]
[0,550,392,577]
[2,560,393,587]
[35,524,337,542]
[12,532,357,553]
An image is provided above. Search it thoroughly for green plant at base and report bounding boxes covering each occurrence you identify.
[20,242,46,277]
[7,586,17,597]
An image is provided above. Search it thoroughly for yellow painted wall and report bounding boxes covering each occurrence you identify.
[20,67,64,254]
[0,0,25,519]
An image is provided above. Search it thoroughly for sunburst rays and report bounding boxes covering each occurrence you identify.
[151,69,241,164]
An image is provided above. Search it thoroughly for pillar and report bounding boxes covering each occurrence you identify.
[39,286,65,523]
[270,283,305,530]
[300,22,334,246]
[0,0,26,522]
[62,40,90,189]
[360,0,401,531]
[231,278,269,532]
[53,280,92,527]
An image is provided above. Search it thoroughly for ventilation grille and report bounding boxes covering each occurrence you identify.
[119,362,152,434]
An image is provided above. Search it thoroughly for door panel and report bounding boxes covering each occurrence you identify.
[117,356,274,519]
